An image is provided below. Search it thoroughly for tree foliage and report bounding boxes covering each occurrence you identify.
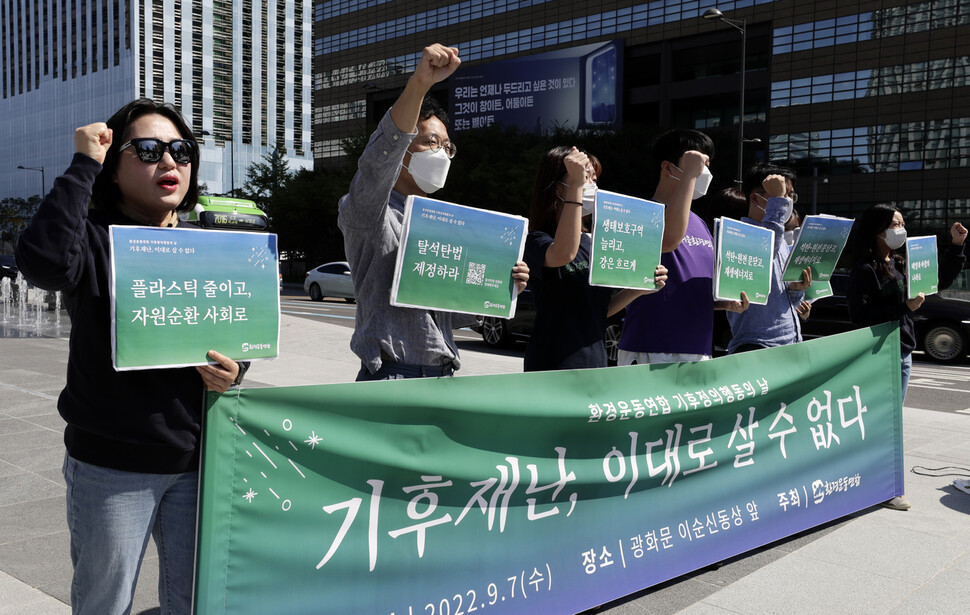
[0,196,39,252]
[270,167,353,269]
[242,144,293,215]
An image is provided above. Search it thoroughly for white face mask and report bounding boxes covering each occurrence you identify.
[670,163,713,200]
[581,183,597,216]
[693,165,713,199]
[883,227,907,250]
[404,148,451,194]
[783,229,797,246]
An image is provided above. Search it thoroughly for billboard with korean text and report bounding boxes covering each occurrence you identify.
[109,226,280,370]
[449,40,622,133]
[195,324,903,614]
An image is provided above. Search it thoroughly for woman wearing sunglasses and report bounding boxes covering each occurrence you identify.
[15,99,241,615]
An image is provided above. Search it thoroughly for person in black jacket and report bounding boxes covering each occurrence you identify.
[847,202,966,511]
[15,99,241,615]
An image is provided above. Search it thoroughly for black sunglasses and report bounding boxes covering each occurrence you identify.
[119,138,198,164]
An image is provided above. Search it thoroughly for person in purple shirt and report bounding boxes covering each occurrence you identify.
[618,129,749,366]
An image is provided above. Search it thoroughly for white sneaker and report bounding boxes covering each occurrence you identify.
[953,479,970,495]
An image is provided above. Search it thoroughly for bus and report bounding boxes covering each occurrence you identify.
[180,196,269,231]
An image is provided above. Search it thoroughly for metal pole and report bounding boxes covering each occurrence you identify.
[16,165,45,197]
[230,139,235,194]
[737,19,746,188]
[812,167,818,215]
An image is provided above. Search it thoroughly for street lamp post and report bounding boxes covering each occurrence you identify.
[703,7,747,188]
[16,165,46,197]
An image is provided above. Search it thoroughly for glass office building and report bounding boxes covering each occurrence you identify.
[314,0,970,234]
[1,0,313,199]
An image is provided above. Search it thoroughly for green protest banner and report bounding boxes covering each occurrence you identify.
[713,217,774,305]
[391,196,527,318]
[196,324,903,615]
[782,214,854,282]
[906,236,940,298]
[109,226,280,370]
[588,190,665,289]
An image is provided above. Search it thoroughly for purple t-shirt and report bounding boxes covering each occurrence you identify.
[618,212,714,355]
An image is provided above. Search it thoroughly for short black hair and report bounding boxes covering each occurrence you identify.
[91,98,200,213]
[650,128,714,186]
[742,162,796,198]
[419,95,449,127]
[653,129,715,166]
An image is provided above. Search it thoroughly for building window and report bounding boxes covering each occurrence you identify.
[770,117,970,172]
[773,0,970,55]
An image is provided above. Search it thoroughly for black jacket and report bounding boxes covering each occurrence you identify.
[16,154,206,474]
[847,243,965,355]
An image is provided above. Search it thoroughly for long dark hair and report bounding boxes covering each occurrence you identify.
[91,98,200,213]
[851,203,905,279]
[528,146,575,236]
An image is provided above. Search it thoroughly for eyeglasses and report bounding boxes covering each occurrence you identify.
[425,134,457,159]
[119,138,198,164]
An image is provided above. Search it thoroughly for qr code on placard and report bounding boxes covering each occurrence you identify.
[465,262,486,285]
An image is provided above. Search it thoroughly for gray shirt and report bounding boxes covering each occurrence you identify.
[338,110,472,374]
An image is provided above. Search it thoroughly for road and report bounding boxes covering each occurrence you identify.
[280,286,484,342]
[282,286,970,413]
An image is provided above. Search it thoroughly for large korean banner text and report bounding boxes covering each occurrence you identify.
[196,324,903,615]
[109,226,280,370]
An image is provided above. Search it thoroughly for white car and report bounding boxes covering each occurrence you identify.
[304,261,355,302]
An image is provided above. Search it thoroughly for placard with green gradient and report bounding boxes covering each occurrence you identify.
[906,235,940,298]
[783,214,854,282]
[109,226,280,370]
[196,324,903,615]
[714,217,774,305]
[588,190,665,289]
[391,196,527,318]
[804,281,833,302]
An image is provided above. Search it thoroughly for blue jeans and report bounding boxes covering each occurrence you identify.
[63,454,198,615]
[901,352,913,403]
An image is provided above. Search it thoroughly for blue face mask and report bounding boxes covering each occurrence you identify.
[754,193,794,224]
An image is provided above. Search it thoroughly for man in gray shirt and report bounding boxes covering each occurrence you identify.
[338,44,530,381]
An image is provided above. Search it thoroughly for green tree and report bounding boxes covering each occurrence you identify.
[0,196,40,252]
[270,166,356,273]
[242,144,293,215]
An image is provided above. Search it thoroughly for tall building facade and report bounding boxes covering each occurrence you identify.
[1,0,313,200]
[313,0,970,235]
